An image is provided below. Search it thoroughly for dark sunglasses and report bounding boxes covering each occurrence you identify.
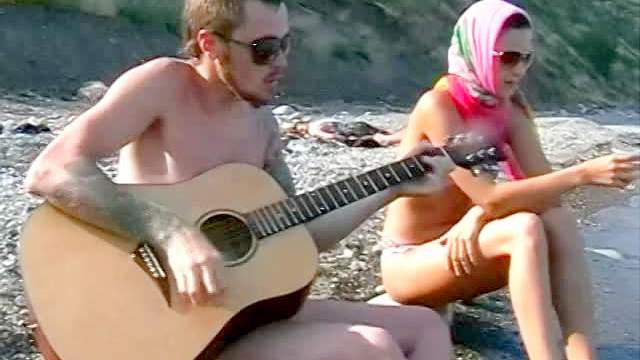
[493,50,535,66]
[214,31,291,65]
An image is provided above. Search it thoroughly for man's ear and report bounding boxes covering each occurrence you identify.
[196,29,220,58]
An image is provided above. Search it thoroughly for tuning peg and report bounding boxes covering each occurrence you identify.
[465,153,477,164]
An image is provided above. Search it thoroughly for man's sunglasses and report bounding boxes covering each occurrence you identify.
[214,31,291,65]
[493,50,535,67]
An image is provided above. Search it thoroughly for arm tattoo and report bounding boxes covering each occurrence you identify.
[49,165,184,248]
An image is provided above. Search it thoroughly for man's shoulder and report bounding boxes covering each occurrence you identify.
[256,107,279,131]
[119,57,195,93]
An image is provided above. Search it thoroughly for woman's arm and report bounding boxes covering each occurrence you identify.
[412,90,637,219]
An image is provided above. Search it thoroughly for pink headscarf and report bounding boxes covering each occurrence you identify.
[442,0,533,179]
[448,0,532,103]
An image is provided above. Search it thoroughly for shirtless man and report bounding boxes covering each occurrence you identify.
[24,0,453,359]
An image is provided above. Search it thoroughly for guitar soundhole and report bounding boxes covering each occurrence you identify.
[199,213,256,266]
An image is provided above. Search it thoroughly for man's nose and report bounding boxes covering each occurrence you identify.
[272,51,288,69]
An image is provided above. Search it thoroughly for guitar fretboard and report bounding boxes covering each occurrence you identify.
[245,155,435,239]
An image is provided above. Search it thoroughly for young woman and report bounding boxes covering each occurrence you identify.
[380,1,639,359]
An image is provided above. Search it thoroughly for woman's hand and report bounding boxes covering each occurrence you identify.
[578,153,640,188]
[438,206,488,277]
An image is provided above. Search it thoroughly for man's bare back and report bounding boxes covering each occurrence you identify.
[115,58,278,185]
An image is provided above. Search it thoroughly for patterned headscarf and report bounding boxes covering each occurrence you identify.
[448,0,532,105]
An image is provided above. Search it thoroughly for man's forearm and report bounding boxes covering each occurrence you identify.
[27,161,184,248]
[304,188,396,252]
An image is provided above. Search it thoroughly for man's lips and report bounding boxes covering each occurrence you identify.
[265,74,283,83]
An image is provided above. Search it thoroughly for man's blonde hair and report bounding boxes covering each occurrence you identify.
[181,0,283,58]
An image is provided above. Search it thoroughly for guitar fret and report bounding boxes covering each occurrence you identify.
[262,207,280,233]
[364,173,380,192]
[346,177,365,199]
[295,195,314,219]
[367,170,389,191]
[387,164,403,183]
[341,180,359,202]
[277,201,296,227]
[319,187,340,210]
[264,206,284,231]
[412,156,427,173]
[399,161,414,178]
[353,175,370,197]
[286,198,306,223]
[380,166,401,186]
[304,193,322,215]
[333,183,350,204]
[356,174,376,196]
[254,209,272,235]
[404,157,426,177]
[249,214,268,237]
[310,190,330,213]
[327,185,347,206]
[275,203,292,227]
[256,208,274,235]
[262,206,281,233]
[376,168,391,187]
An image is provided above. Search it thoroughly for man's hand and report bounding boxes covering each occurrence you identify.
[396,141,456,197]
[158,226,226,311]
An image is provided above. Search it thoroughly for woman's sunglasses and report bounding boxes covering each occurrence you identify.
[214,31,291,66]
[493,50,535,67]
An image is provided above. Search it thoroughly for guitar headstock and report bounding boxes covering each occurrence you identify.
[442,133,506,177]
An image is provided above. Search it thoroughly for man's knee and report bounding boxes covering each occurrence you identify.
[411,307,452,349]
[341,325,404,360]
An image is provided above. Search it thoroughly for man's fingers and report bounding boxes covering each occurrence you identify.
[201,265,218,295]
[185,270,203,305]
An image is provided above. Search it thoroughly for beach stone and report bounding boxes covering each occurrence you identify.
[76,81,108,104]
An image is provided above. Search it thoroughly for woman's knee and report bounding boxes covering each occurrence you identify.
[505,212,548,254]
[540,206,584,253]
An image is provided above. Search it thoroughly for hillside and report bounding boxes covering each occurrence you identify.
[1,0,639,107]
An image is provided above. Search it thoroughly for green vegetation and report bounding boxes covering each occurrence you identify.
[4,0,639,106]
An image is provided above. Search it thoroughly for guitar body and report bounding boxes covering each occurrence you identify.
[20,163,319,360]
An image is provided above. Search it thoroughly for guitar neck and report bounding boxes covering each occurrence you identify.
[245,148,445,239]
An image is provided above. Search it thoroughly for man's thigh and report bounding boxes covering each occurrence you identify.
[292,299,445,352]
[216,319,374,360]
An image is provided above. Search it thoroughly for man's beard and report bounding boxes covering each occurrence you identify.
[217,54,270,108]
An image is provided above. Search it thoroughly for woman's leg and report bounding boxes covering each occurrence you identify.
[381,212,564,359]
[218,299,451,360]
[541,207,596,360]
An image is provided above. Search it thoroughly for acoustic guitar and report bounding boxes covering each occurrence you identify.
[20,135,503,360]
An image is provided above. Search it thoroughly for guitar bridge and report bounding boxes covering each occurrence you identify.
[132,243,167,279]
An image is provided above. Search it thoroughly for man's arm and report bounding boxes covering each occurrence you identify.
[25,58,186,246]
[263,114,451,252]
[25,59,223,307]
